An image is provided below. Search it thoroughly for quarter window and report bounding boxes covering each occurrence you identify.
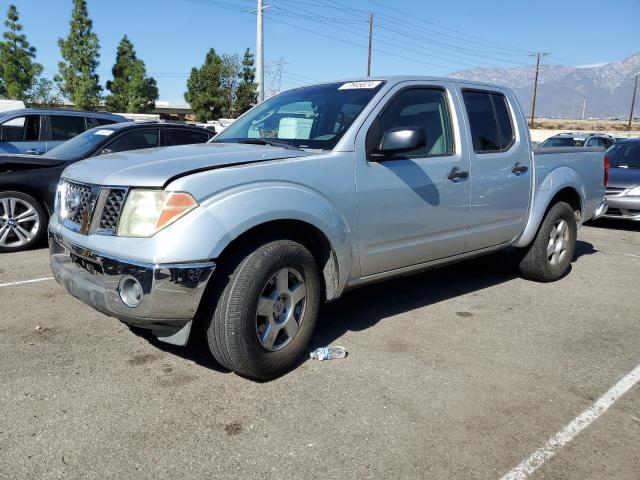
[367,87,454,158]
[50,115,87,140]
[462,91,514,152]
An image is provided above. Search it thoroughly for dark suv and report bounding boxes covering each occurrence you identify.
[0,121,214,252]
[0,108,127,154]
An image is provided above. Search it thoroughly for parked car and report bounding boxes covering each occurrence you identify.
[603,138,640,220]
[0,108,127,155]
[0,121,214,252]
[49,77,607,380]
[539,132,615,149]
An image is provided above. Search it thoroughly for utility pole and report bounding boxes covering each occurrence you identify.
[529,52,549,129]
[628,72,639,131]
[255,0,267,104]
[581,98,586,120]
[367,13,373,77]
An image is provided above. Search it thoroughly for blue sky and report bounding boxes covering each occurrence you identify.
[1,0,639,104]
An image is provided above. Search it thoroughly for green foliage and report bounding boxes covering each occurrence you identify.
[235,48,257,116]
[185,47,257,121]
[27,77,63,107]
[0,4,43,100]
[105,35,158,113]
[56,0,101,110]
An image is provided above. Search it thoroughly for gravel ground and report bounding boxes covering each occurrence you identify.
[0,219,638,479]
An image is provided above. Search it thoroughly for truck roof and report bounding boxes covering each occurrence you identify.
[295,75,512,90]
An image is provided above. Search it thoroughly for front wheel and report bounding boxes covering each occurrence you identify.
[518,201,577,282]
[0,191,47,253]
[204,239,321,380]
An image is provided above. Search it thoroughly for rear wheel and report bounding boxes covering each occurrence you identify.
[518,201,577,282]
[204,239,321,380]
[0,191,47,253]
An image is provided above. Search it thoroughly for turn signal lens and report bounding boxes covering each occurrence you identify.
[117,190,198,237]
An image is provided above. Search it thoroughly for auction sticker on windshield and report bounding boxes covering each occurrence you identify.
[94,129,114,136]
[338,80,383,90]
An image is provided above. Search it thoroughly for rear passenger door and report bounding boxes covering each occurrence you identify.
[460,89,532,251]
[46,115,89,151]
[165,128,212,146]
[0,114,45,154]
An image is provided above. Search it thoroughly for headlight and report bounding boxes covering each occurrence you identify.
[117,190,198,237]
[626,186,640,197]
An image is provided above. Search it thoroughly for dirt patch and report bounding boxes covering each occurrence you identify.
[455,311,474,318]
[127,354,161,366]
[224,422,243,435]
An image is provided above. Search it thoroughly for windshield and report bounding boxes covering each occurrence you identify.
[540,137,585,147]
[607,142,640,169]
[44,127,115,160]
[216,81,385,150]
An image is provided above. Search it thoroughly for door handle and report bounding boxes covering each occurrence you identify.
[26,148,42,155]
[512,162,528,174]
[447,167,469,181]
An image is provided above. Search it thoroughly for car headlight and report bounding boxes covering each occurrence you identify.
[117,190,198,237]
[626,186,640,197]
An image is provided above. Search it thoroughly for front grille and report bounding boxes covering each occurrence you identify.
[99,188,127,232]
[65,181,93,224]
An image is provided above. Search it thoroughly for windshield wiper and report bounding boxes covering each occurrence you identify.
[236,138,303,151]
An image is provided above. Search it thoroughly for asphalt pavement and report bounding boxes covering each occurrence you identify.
[1,219,638,479]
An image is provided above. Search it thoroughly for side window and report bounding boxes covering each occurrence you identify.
[462,90,514,153]
[166,129,212,146]
[0,115,41,141]
[95,118,119,126]
[367,87,454,158]
[50,115,87,140]
[104,129,160,154]
[600,137,614,148]
[586,138,598,147]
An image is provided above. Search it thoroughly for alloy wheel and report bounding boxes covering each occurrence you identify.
[0,197,40,249]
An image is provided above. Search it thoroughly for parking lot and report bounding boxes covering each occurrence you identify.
[1,220,638,479]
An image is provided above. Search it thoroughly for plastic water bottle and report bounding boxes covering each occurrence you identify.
[310,346,347,361]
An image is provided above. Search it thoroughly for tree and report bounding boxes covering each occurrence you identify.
[234,48,257,115]
[28,78,63,107]
[0,5,43,100]
[105,35,158,113]
[56,0,101,110]
[184,48,230,121]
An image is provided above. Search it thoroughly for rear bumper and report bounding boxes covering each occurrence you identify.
[603,195,640,220]
[49,229,215,345]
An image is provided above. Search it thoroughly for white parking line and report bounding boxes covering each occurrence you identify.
[0,277,54,288]
[500,363,640,480]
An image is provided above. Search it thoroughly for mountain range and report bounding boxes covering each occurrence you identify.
[450,53,640,119]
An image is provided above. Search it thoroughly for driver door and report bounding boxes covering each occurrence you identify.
[355,82,471,277]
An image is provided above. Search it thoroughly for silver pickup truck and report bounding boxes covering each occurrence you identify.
[49,77,608,380]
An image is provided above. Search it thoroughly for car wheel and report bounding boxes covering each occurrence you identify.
[204,239,321,380]
[518,201,577,282]
[0,191,47,253]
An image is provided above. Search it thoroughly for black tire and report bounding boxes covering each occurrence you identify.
[518,201,577,282]
[0,191,47,253]
[204,239,321,380]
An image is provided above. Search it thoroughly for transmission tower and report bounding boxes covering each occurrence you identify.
[264,58,287,100]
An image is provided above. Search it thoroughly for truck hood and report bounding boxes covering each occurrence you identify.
[62,142,313,187]
[608,167,640,189]
[0,153,66,173]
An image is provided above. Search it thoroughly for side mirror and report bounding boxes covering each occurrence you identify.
[376,127,426,158]
[99,148,112,156]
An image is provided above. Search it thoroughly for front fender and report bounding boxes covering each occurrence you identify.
[513,165,585,248]
[153,181,354,294]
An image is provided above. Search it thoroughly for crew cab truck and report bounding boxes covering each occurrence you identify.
[49,77,608,380]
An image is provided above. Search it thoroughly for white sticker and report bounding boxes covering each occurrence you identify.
[338,80,383,90]
[94,129,114,136]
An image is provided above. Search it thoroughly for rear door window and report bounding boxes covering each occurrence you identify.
[462,91,514,152]
[103,129,160,154]
[0,115,41,141]
[50,115,87,140]
[166,128,212,146]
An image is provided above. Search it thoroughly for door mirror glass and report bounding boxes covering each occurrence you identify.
[376,127,426,157]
